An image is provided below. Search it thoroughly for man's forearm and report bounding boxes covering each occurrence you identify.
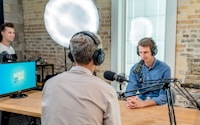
[143,100,157,107]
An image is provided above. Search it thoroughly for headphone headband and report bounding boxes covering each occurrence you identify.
[71,31,100,45]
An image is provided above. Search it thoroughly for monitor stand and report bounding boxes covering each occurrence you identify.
[9,91,28,98]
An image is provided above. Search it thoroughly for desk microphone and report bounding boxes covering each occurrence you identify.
[104,71,130,82]
[133,60,144,74]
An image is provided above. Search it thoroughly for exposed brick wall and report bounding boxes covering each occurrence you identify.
[22,0,67,74]
[95,0,111,78]
[176,0,200,83]
[21,0,111,79]
[175,0,200,107]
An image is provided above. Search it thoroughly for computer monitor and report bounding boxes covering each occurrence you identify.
[0,61,37,98]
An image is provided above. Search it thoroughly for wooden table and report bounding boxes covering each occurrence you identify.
[0,90,41,117]
[119,101,200,125]
[0,90,199,125]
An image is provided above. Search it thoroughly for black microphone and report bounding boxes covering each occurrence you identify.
[133,60,144,74]
[0,51,17,63]
[5,54,17,61]
[103,71,129,82]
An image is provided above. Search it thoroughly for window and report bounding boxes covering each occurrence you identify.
[111,0,177,90]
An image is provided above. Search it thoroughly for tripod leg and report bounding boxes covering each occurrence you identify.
[166,88,177,125]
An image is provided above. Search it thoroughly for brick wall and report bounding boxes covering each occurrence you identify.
[176,0,200,84]
[22,0,66,74]
[175,0,200,107]
[22,0,111,79]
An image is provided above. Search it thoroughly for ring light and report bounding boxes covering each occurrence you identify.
[44,0,100,48]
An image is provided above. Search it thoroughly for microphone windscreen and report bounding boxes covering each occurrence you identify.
[139,59,144,65]
[103,71,115,81]
[133,60,144,74]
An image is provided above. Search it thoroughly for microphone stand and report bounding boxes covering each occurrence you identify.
[117,82,126,100]
[163,82,176,125]
[173,80,200,110]
[116,73,127,100]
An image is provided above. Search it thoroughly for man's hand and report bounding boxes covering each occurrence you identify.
[125,96,156,109]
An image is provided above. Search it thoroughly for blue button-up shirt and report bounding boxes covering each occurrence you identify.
[125,58,171,105]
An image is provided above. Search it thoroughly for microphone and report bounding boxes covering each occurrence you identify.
[103,71,129,82]
[133,60,144,74]
[0,51,17,63]
[5,54,17,61]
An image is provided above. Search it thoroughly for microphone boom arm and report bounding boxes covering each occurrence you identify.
[174,80,200,110]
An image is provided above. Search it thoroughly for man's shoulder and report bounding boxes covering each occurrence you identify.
[156,59,170,68]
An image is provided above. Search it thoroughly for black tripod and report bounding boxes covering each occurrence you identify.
[163,82,176,125]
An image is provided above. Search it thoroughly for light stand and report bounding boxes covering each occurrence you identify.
[64,47,67,71]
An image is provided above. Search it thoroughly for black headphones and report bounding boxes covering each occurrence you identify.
[137,37,158,56]
[68,31,105,66]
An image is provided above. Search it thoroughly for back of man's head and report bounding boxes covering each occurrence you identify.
[69,31,102,65]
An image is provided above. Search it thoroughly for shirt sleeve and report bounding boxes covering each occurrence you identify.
[151,66,171,105]
[125,65,142,97]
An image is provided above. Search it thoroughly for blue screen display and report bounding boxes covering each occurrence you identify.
[0,61,36,96]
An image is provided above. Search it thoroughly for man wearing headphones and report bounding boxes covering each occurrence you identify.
[42,31,121,125]
[125,37,171,109]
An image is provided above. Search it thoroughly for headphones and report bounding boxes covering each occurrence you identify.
[68,31,105,66]
[137,37,158,56]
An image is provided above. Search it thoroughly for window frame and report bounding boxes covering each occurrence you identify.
[111,0,177,89]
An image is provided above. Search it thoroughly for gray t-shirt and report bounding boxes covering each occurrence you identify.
[0,43,15,54]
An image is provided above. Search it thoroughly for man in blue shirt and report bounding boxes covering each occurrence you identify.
[125,37,171,109]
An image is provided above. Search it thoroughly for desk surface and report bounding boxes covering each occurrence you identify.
[0,90,199,125]
[0,90,41,117]
[120,101,200,125]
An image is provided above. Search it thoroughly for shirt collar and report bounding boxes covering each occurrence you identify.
[70,66,93,75]
[145,58,158,70]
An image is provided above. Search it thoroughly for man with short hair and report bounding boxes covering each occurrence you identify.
[0,22,16,54]
[125,37,171,109]
[42,31,121,125]
[0,22,17,63]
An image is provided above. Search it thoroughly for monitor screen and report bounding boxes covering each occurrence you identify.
[0,61,36,98]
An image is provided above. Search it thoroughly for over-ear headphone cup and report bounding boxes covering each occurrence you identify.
[93,49,105,66]
[152,46,158,56]
[68,50,74,62]
[137,47,139,56]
